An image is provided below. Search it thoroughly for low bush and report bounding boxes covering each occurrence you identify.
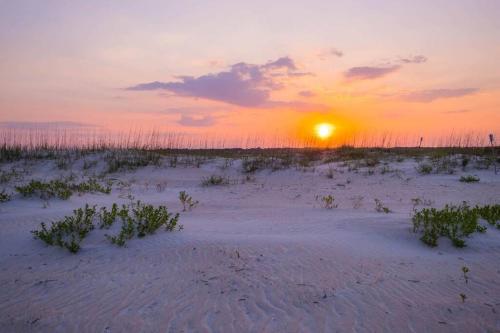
[16,178,111,200]
[179,191,198,211]
[374,198,391,213]
[106,201,180,246]
[0,189,11,202]
[416,163,433,174]
[316,194,338,209]
[32,204,97,253]
[459,175,480,183]
[412,202,500,247]
[16,180,73,200]
[201,175,229,186]
[32,201,182,252]
[105,150,162,173]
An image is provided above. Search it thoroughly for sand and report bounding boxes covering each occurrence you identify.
[0,155,499,332]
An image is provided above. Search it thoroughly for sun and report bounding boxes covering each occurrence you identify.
[315,122,335,140]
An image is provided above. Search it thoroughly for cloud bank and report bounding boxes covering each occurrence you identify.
[403,88,478,102]
[127,57,305,107]
[344,65,401,80]
[345,54,427,80]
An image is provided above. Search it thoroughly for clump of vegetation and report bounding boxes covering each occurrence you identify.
[179,191,198,211]
[105,150,162,173]
[98,203,128,229]
[416,163,433,174]
[316,194,338,209]
[242,157,268,173]
[106,201,180,246]
[474,204,500,226]
[15,178,111,200]
[32,201,182,251]
[0,168,22,183]
[462,266,469,284]
[0,189,11,202]
[201,174,229,186]
[31,204,97,253]
[411,197,434,209]
[16,180,73,200]
[374,198,391,213]
[459,175,480,183]
[412,202,500,247]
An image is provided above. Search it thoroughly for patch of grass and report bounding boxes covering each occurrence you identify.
[374,198,391,213]
[106,201,181,246]
[32,201,182,251]
[15,178,111,200]
[16,180,73,200]
[201,174,229,186]
[411,197,434,209]
[105,150,162,173]
[0,189,11,202]
[316,194,338,209]
[416,163,433,174]
[412,202,500,247]
[31,204,97,253]
[459,175,480,183]
[475,204,500,226]
[179,191,198,211]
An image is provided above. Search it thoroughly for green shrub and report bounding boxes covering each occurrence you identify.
[32,204,97,253]
[106,201,180,246]
[179,191,198,211]
[201,175,229,186]
[417,163,433,174]
[0,189,11,202]
[316,194,337,209]
[16,178,111,200]
[475,204,500,227]
[105,150,162,173]
[412,203,500,247]
[374,198,391,213]
[16,180,73,200]
[459,175,480,183]
[32,201,182,251]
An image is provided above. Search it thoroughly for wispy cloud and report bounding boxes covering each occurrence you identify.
[298,90,315,97]
[0,121,96,129]
[345,65,400,80]
[178,115,216,127]
[403,88,478,102]
[317,48,344,60]
[441,109,471,114]
[399,55,427,64]
[345,54,427,80]
[127,57,305,107]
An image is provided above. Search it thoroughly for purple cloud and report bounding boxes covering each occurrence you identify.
[298,90,315,97]
[127,57,303,107]
[403,88,478,102]
[178,115,215,127]
[399,55,427,64]
[344,65,400,80]
[345,54,427,80]
[318,48,344,60]
[0,121,96,129]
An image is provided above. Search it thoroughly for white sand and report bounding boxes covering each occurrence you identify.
[1,156,499,332]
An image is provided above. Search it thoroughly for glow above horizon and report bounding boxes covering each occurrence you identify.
[0,0,499,146]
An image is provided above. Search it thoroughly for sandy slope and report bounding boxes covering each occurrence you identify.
[0,157,499,332]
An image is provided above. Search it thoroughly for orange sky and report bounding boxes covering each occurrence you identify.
[1,1,499,147]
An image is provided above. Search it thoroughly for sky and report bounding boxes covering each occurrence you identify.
[1,0,499,146]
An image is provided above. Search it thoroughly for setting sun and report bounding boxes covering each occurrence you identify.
[315,123,335,140]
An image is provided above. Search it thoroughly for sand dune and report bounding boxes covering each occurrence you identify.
[1,156,499,332]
